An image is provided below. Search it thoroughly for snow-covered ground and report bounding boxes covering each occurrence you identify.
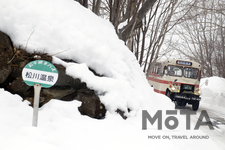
[200,76,225,136]
[200,76,225,109]
[0,0,225,149]
[1,76,225,150]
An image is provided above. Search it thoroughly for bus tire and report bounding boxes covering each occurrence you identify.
[192,101,199,111]
[166,90,171,100]
[176,100,181,106]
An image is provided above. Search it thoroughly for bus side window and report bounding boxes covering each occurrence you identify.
[151,67,155,74]
[164,66,168,76]
[153,67,155,74]
[157,67,160,75]
[151,68,153,74]
[154,67,157,75]
[159,66,163,77]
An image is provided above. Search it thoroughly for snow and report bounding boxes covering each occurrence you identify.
[0,0,161,116]
[0,0,225,149]
[200,76,225,108]
[1,87,225,150]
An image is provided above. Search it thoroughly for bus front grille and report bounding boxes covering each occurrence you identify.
[180,84,194,93]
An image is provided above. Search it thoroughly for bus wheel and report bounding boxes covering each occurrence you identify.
[192,101,199,111]
[176,100,182,106]
[166,90,171,100]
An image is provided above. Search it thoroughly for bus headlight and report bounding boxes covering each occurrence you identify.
[198,90,201,95]
[195,89,201,95]
[171,86,175,91]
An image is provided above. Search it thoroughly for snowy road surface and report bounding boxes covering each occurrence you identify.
[199,104,225,129]
[176,102,225,147]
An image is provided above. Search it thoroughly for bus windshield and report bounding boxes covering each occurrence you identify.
[184,67,199,79]
[167,65,199,79]
[168,66,183,77]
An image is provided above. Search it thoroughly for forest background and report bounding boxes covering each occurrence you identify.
[75,0,225,78]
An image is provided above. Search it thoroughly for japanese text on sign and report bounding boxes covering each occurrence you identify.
[25,72,54,82]
[28,60,57,72]
[176,60,192,66]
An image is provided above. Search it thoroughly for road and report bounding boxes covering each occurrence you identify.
[198,104,225,129]
[176,102,225,146]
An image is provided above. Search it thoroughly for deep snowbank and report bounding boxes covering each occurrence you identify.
[1,86,224,150]
[200,76,225,108]
[1,1,225,149]
[1,0,174,116]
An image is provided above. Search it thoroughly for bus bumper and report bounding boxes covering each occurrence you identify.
[174,94,201,101]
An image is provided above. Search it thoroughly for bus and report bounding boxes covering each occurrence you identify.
[148,59,201,111]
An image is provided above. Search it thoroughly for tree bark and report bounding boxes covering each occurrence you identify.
[119,0,157,42]
[92,0,101,15]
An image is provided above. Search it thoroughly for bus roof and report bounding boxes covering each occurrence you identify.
[157,59,201,69]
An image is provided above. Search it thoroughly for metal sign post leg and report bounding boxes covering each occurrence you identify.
[32,84,41,127]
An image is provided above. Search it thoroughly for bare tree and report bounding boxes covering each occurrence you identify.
[86,0,199,78]
[144,0,180,77]
[87,0,157,42]
[170,0,225,77]
[131,0,195,77]
[213,0,225,77]
[75,0,88,8]
[118,0,158,42]
[92,0,102,15]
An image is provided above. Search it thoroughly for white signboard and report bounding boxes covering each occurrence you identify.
[22,60,58,88]
[22,60,58,127]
